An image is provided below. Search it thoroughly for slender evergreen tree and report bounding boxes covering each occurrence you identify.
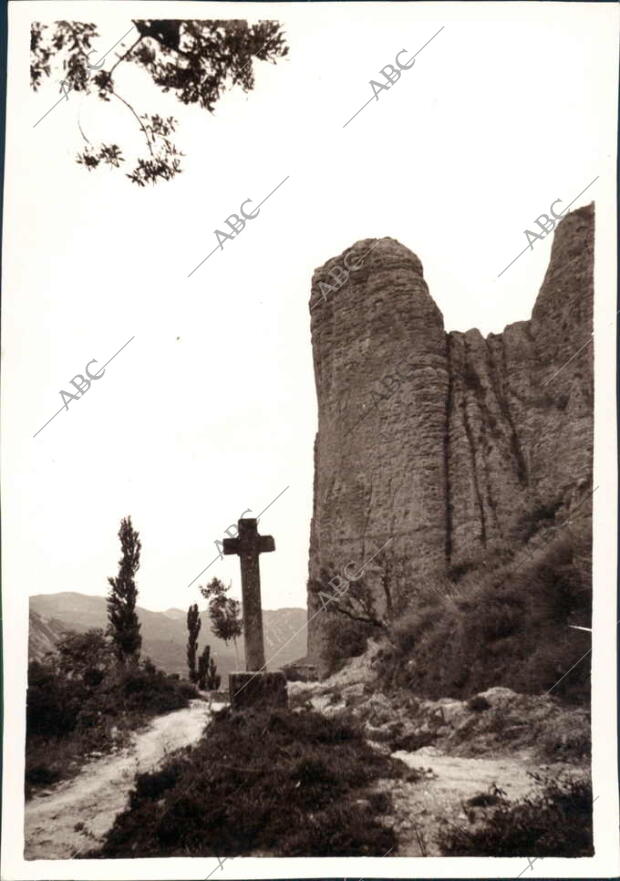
[186,603,201,683]
[106,516,142,664]
[207,655,221,691]
[197,644,210,690]
[197,644,220,690]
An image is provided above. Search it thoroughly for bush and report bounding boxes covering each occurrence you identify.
[25,764,62,789]
[116,665,196,714]
[323,616,374,675]
[539,716,591,762]
[25,644,197,798]
[26,660,83,737]
[377,527,591,703]
[95,707,403,857]
[515,499,563,543]
[438,775,593,856]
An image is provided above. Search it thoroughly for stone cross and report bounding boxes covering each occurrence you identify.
[222,518,275,672]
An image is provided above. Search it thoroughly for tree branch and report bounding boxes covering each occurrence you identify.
[107,35,143,76]
[325,598,383,628]
[110,88,153,156]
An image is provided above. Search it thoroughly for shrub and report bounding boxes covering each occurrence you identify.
[25,764,62,789]
[26,660,83,737]
[25,649,197,798]
[539,716,591,762]
[116,664,196,714]
[438,775,593,856]
[514,498,563,543]
[378,526,591,703]
[323,616,374,675]
[96,707,403,857]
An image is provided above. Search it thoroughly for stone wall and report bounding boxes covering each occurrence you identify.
[307,205,594,669]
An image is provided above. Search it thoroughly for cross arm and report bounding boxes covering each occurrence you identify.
[222,537,241,555]
[259,535,275,553]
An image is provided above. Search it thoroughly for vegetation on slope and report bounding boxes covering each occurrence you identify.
[26,630,196,797]
[318,512,591,703]
[376,527,591,702]
[438,774,593,856]
[26,516,196,798]
[95,707,415,857]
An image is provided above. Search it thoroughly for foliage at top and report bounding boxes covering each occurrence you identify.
[31,19,288,185]
[200,576,243,647]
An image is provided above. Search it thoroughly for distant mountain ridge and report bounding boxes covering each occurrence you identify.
[29,593,308,678]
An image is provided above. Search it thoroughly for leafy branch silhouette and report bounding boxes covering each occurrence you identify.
[31,19,288,185]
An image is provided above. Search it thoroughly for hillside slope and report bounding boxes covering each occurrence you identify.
[29,594,307,676]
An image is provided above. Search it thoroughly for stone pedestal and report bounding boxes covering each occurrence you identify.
[229,671,288,711]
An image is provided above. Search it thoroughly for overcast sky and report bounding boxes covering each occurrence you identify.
[3,1,617,612]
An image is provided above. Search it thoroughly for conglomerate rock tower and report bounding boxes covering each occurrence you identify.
[307,205,594,669]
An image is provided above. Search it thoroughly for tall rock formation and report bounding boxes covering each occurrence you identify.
[307,205,594,668]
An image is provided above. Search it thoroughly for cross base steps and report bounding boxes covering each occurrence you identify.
[229,671,288,711]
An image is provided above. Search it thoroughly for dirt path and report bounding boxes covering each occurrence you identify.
[25,699,220,860]
[379,747,574,856]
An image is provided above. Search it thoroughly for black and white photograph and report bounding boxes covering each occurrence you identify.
[1,1,618,878]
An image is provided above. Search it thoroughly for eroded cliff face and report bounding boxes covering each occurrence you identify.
[307,205,594,668]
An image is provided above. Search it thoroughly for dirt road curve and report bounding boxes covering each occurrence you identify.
[25,699,217,860]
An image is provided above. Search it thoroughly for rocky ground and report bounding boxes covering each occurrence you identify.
[288,647,591,855]
[24,648,590,860]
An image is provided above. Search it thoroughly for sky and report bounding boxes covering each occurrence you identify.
[3,0,618,613]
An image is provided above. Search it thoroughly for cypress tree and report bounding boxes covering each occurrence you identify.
[106,516,142,664]
[186,603,201,683]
